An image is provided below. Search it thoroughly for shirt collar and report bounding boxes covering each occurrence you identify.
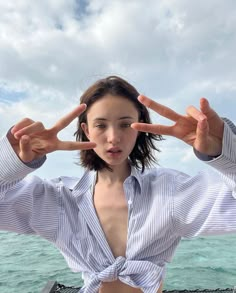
[58,176,81,190]
[129,164,143,190]
[71,165,143,196]
[72,169,96,196]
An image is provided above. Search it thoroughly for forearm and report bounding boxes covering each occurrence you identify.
[204,119,236,194]
[174,119,236,237]
[194,118,236,160]
[0,135,46,183]
[0,135,58,240]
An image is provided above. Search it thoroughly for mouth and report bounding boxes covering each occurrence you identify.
[107,147,122,154]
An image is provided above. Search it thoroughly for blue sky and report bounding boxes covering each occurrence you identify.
[0,0,235,178]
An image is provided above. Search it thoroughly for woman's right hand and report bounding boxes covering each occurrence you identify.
[7,104,96,163]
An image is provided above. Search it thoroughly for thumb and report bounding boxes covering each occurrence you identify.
[19,135,34,162]
[194,119,209,153]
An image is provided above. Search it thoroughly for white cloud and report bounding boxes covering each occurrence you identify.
[0,0,236,177]
[181,148,195,163]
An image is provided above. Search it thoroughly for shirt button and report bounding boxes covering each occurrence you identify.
[125,276,131,281]
[128,199,132,205]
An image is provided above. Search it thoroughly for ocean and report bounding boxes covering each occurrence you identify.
[0,231,236,293]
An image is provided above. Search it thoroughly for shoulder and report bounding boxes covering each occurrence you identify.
[138,166,219,188]
[140,167,215,194]
[134,167,183,194]
[141,166,182,181]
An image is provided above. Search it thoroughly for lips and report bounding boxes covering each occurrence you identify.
[107,147,122,153]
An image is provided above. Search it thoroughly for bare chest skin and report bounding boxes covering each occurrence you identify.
[93,183,128,258]
[93,183,163,293]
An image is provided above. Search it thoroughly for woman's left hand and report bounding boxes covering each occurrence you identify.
[131,95,224,157]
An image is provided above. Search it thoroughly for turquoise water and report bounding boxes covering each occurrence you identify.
[1,231,236,293]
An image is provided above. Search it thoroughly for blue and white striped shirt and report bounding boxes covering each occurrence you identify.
[0,119,236,293]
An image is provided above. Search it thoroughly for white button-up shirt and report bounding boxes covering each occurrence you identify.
[0,119,236,293]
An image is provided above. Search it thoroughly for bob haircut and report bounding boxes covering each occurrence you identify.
[74,76,163,172]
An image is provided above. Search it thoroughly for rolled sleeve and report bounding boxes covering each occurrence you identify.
[0,135,46,183]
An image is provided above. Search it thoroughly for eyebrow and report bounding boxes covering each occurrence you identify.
[93,116,135,121]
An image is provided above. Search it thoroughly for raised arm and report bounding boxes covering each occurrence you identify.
[131,95,224,157]
[131,96,236,238]
[0,104,96,237]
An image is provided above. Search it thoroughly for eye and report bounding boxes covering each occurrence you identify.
[95,124,106,129]
[121,123,131,128]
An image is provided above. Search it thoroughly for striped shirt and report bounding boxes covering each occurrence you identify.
[0,119,236,293]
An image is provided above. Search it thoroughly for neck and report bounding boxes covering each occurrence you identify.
[97,161,131,185]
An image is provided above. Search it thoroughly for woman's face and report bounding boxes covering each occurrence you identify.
[81,94,139,168]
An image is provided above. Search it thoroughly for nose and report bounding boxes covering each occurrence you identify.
[107,127,121,144]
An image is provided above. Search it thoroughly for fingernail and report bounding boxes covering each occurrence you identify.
[138,95,145,102]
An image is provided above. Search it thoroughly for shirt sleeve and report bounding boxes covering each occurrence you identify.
[173,120,236,238]
[0,135,60,242]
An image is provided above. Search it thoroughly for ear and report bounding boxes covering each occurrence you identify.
[81,122,90,140]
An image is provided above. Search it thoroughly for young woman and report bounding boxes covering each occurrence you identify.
[0,76,236,293]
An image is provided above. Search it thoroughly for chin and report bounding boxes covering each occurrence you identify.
[106,159,129,167]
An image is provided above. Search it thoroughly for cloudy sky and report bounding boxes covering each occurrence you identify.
[0,0,235,179]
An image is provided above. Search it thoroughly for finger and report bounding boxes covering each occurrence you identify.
[200,97,211,114]
[14,121,45,139]
[19,135,34,162]
[199,97,218,119]
[138,95,181,122]
[51,104,87,133]
[11,118,35,136]
[194,119,209,153]
[186,105,207,122]
[131,122,174,136]
[56,141,96,151]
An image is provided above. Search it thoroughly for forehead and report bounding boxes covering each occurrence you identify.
[87,94,139,119]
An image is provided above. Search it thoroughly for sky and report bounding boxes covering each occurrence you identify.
[0,0,235,179]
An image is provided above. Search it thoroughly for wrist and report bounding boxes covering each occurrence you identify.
[193,148,221,161]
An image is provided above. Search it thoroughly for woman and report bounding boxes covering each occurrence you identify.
[0,76,236,293]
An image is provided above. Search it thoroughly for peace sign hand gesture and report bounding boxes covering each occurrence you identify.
[7,104,96,163]
[131,95,224,157]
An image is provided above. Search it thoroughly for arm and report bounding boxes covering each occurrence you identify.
[0,104,96,239]
[0,135,59,240]
[1,103,95,195]
[173,120,236,237]
[131,96,236,237]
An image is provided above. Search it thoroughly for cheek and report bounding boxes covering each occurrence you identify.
[126,130,138,144]
[89,130,104,143]
[86,126,99,138]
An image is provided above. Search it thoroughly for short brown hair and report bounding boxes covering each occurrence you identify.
[74,76,163,172]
